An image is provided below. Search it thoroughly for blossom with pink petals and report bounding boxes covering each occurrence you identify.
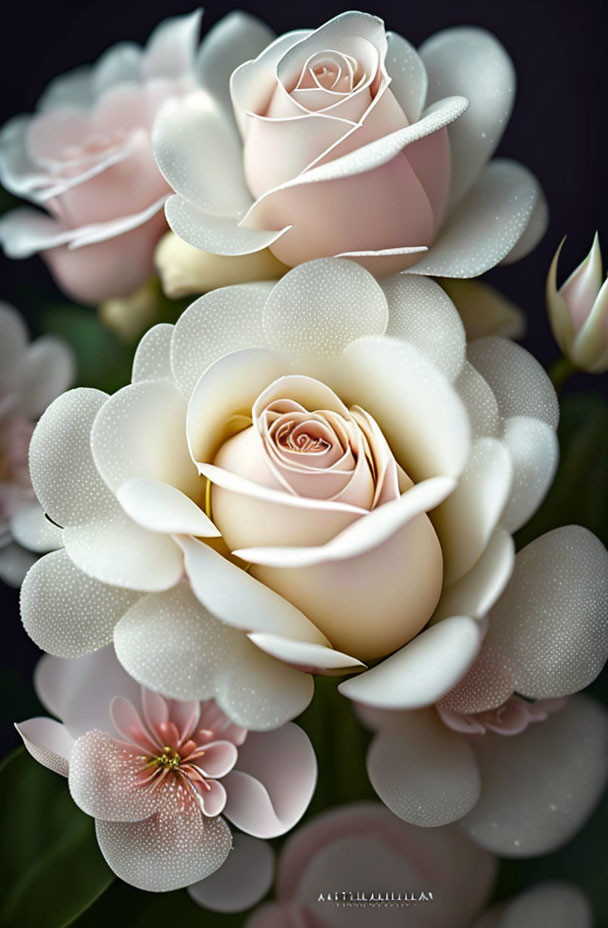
[17,648,316,892]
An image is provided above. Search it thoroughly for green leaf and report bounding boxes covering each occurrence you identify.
[0,749,114,928]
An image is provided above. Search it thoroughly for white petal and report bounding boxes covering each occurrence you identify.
[62,508,185,593]
[453,361,500,439]
[420,27,515,207]
[382,274,465,382]
[142,10,202,80]
[186,347,287,464]
[237,477,454,568]
[91,379,200,500]
[500,416,558,532]
[460,696,608,855]
[433,528,515,623]
[196,12,275,119]
[165,196,290,255]
[406,160,542,278]
[10,501,62,553]
[501,186,549,264]
[367,708,480,826]
[223,723,316,838]
[132,323,174,383]
[22,336,75,418]
[337,336,470,480]
[96,806,232,892]
[188,832,274,913]
[444,527,608,713]
[29,387,114,526]
[16,717,74,777]
[467,336,559,428]
[21,549,138,657]
[248,633,364,673]
[263,258,388,361]
[117,479,219,536]
[35,647,141,736]
[171,282,273,397]
[385,31,428,123]
[153,91,252,217]
[339,615,481,709]
[432,437,513,583]
[114,583,313,730]
[177,535,327,644]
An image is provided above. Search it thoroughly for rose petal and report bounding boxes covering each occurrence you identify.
[433,528,515,623]
[132,323,174,383]
[10,501,63,553]
[22,335,75,418]
[366,708,481,826]
[383,274,465,382]
[21,549,138,658]
[420,27,515,208]
[385,31,428,123]
[164,195,291,255]
[460,696,608,855]
[432,437,513,583]
[406,160,543,279]
[263,258,388,361]
[248,633,364,673]
[467,336,559,428]
[339,615,481,709]
[114,583,314,730]
[170,282,273,397]
[500,416,558,532]
[116,478,219,537]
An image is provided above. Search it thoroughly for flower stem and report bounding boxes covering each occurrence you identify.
[549,355,577,393]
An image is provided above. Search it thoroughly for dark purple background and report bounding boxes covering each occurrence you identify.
[0,0,606,753]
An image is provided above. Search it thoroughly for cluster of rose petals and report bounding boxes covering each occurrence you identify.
[0,12,272,305]
[360,691,608,856]
[17,647,316,892]
[154,11,547,277]
[239,803,592,928]
[19,257,608,730]
[0,302,73,585]
[547,233,608,372]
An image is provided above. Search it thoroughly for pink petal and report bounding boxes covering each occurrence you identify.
[110,697,158,753]
[194,740,238,779]
[198,778,228,817]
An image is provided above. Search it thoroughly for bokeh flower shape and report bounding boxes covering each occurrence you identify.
[0,301,73,585]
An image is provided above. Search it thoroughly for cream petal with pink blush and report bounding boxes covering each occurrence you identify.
[208,373,444,661]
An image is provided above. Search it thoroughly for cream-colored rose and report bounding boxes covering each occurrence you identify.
[210,377,443,659]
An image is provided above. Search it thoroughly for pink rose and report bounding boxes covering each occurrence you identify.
[155,12,547,277]
[0,12,273,304]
